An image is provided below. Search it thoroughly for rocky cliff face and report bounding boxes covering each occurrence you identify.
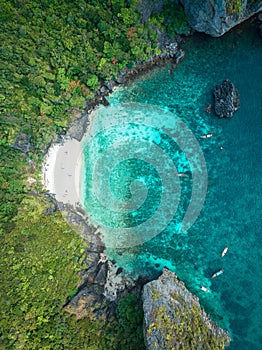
[143,269,230,349]
[180,0,262,37]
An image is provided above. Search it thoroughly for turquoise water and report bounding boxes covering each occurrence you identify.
[82,22,262,349]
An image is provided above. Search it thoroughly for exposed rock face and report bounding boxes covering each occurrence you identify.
[143,269,230,349]
[180,0,262,37]
[61,203,136,319]
[213,79,240,118]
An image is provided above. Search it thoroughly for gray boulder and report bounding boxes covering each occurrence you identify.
[180,0,262,37]
[213,79,240,118]
[143,268,230,349]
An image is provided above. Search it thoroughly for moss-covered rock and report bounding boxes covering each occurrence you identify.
[142,269,230,349]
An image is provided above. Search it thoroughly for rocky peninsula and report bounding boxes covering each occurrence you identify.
[143,269,230,349]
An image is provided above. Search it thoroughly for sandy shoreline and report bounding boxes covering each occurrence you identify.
[42,138,82,207]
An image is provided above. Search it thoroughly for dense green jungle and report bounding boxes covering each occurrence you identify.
[0,0,256,349]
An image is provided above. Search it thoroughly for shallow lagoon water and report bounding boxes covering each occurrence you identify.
[82,22,262,349]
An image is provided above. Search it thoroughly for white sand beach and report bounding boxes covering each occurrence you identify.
[42,138,82,207]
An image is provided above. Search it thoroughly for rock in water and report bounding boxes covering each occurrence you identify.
[213,79,240,118]
[142,269,230,349]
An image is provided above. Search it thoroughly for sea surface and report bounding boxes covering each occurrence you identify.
[81,21,262,349]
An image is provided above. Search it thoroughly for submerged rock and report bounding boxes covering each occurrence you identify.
[142,269,230,349]
[180,0,262,37]
[213,79,240,118]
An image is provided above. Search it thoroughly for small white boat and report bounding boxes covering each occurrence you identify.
[201,133,214,139]
[221,246,229,257]
[212,269,224,278]
[200,286,210,293]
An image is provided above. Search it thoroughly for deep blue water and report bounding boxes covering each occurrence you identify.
[82,22,262,349]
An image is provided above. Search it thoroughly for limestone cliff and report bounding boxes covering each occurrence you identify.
[142,269,230,349]
[180,0,262,37]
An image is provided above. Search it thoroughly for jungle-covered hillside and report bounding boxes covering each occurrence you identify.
[0,0,188,348]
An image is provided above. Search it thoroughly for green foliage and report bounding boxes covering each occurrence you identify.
[0,0,159,152]
[115,293,146,349]
[149,287,163,300]
[0,208,85,349]
[226,0,243,13]
[67,287,79,301]
[69,94,86,109]
[0,146,28,231]
[86,75,99,91]
[88,292,146,350]
[169,3,191,36]
[0,199,146,349]
[148,294,229,349]
[149,1,190,37]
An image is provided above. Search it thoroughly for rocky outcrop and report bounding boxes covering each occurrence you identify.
[61,203,136,319]
[180,0,262,37]
[143,269,230,349]
[213,79,240,118]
